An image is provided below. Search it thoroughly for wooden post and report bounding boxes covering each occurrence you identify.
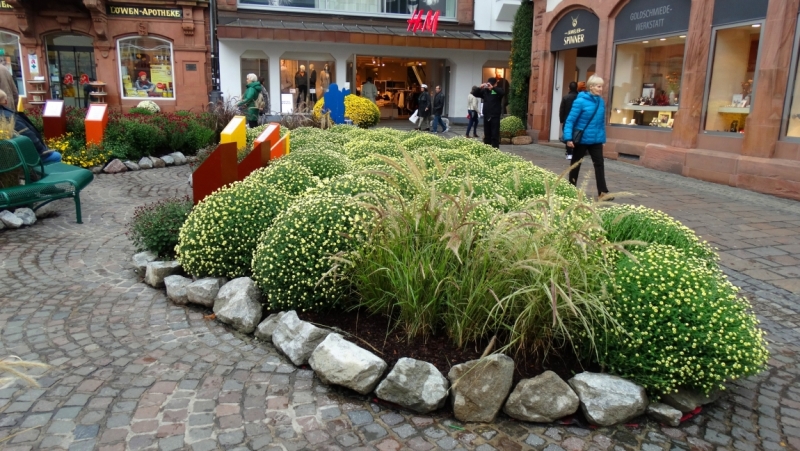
[85,104,109,146]
[42,100,66,140]
[192,142,238,205]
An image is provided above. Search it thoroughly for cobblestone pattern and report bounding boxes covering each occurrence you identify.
[0,139,797,451]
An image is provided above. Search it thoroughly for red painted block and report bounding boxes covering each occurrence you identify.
[192,142,238,205]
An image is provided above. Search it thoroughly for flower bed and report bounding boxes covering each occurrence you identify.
[150,126,769,422]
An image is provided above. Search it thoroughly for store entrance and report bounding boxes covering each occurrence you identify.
[45,35,96,108]
[355,55,445,120]
[549,45,597,141]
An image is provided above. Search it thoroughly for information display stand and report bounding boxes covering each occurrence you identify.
[42,100,66,140]
[85,104,109,145]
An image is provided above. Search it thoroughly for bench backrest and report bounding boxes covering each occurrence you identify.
[0,136,41,183]
[0,138,26,178]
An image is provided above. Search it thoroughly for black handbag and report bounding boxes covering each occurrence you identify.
[571,97,601,145]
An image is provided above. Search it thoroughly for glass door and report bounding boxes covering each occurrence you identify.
[46,35,96,108]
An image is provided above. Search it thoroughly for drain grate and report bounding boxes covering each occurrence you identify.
[618,153,640,161]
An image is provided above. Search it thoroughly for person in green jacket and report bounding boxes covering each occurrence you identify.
[238,73,262,128]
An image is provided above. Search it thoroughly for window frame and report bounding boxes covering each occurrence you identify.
[236,0,459,21]
[607,31,690,131]
[700,20,765,136]
[0,31,26,97]
[782,13,800,141]
[116,35,177,101]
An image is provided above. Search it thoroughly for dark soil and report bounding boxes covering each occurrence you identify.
[298,308,598,383]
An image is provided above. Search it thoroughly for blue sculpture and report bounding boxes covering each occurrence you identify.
[325,83,350,124]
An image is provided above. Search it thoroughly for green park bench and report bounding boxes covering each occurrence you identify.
[0,135,94,224]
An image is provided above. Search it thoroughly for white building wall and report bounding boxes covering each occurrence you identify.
[474,0,518,32]
[546,0,563,12]
[219,38,509,121]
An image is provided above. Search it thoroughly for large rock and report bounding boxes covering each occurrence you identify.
[164,275,192,305]
[14,208,36,226]
[309,333,387,394]
[568,372,648,426]
[511,135,533,145]
[213,277,263,334]
[647,402,682,427]
[503,370,580,423]
[272,311,331,366]
[90,166,103,174]
[123,161,140,171]
[375,358,449,414]
[138,157,154,169]
[161,155,175,166]
[661,387,722,413]
[103,159,128,174]
[254,312,285,341]
[144,261,182,288]
[151,157,166,168]
[448,354,514,423]
[132,251,158,277]
[169,152,187,165]
[0,210,23,228]
[187,277,226,307]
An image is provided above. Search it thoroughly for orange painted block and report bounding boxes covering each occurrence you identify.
[254,123,281,160]
[192,142,238,205]
[85,104,109,146]
[270,134,289,161]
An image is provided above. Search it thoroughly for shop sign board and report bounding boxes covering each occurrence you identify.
[614,0,691,41]
[408,9,440,35]
[0,2,12,9]
[712,0,768,26]
[106,5,183,18]
[551,9,600,51]
[281,94,294,114]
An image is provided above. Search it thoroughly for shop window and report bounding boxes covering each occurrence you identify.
[704,24,762,134]
[238,0,456,19]
[609,36,686,128]
[240,51,270,111]
[785,23,800,138]
[118,37,175,100]
[0,32,25,96]
[279,57,335,113]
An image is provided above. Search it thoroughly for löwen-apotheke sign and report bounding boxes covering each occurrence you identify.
[614,0,691,41]
[0,1,13,9]
[106,5,183,18]
[551,9,599,51]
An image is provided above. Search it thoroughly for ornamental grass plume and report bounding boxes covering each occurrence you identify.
[0,356,49,389]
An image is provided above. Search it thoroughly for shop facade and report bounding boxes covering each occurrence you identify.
[0,0,210,111]
[529,0,800,200]
[216,0,513,122]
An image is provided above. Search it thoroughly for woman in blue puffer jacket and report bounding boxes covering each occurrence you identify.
[563,75,613,201]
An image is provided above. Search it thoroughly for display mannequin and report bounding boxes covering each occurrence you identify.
[295,64,308,108]
[280,61,292,93]
[319,64,331,97]
[308,64,317,103]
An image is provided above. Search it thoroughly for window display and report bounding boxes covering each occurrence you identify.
[240,52,270,110]
[704,25,761,133]
[238,0,456,18]
[280,57,334,112]
[118,37,175,99]
[609,36,685,128]
[0,32,24,96]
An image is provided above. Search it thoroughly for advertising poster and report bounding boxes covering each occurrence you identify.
[28,54,39,76]
[150,64,173,98]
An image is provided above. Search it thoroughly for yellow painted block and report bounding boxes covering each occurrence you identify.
[221,116,246,150]
[16,97,24,112]
[285,133,290,155]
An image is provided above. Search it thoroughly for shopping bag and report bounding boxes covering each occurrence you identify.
[409,109,419,123]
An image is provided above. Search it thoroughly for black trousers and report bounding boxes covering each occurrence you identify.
[296,85,308,107]
[484,115,501,148]
[568,143,609,195]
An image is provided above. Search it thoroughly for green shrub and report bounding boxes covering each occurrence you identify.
[251,194,372,311]
[128,197,193,259]
[600,204,717,262]
[343,139,404,161]
[500,116,526,138]
[176,180,296,278]
[129,107,155,115]
[279,148,353,180]
[599,244,769,397]
[508,1,532,122]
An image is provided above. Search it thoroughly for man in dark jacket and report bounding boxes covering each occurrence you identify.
[559,81,578,159]
[431,85,448,133]
[0,89,60,163]
[471,78,505,148]
[415,84,432,131]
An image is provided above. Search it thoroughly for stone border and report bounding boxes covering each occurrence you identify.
[135,253,722,429]
[92,152,193,175]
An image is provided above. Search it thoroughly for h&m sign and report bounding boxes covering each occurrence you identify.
[106,5,183,18]
[408,9,440,35]
[550,9,599,51]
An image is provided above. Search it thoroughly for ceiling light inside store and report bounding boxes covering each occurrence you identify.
[660,38,666,41]
[679,35,686,38]
[643,40,649,43]
[752,24,761,27]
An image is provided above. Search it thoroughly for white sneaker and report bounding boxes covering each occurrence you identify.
[445,127,451,133]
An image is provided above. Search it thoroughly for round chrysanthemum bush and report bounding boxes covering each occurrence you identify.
[366,128,404,142]
[279,148,353,181]
[447,137,496,157]
[176,181,296,278]
[246,160,318,196]
[356,163,418,199]
[310,173,399,205]
[495,161,579,200]
[136,100,161,113]
[288,127,327,152]
[312,96,380,128]
[598,244,769,398]
[251,194,373,311]
[600,204,717,262]
[435,176,516,212]
[500,115,525,138]
[343,139,404,161]
[401,133,451,152]
[480,151,525,168]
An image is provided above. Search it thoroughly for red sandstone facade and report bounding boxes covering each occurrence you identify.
[0,0,210,112]
[528,0,800,200]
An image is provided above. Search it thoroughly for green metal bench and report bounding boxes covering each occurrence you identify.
[0,136,94,223]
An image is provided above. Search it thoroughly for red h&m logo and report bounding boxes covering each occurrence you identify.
[407,9,440,35]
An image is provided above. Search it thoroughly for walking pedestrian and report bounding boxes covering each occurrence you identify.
[562,75,613,201]
[415,84,432,131]
[466,86,480,138]
[362,77,378,104]
[471,77,505,148]
[559,81,579,160]
[237,73,262,128]
[431,85,448,133]
[0,60,19,108]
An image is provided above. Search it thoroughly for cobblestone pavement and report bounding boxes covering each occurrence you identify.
[1,137,799,451]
